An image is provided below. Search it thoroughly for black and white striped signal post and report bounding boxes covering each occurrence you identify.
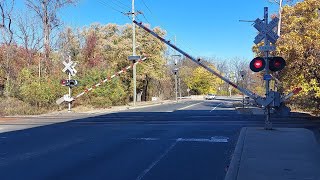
[61,56,78,112]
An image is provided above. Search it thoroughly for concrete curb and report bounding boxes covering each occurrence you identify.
[125,101,171,110]
[225,127,247,180]
[86,100,178,116]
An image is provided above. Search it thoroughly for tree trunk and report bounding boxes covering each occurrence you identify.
[4,46,12,97]
[42,0,51,73]
[142,75,150,101]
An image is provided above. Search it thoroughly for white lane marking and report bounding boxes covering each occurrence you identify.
[177,136,229,143]
[131,138,159,141]
[176,102,203,111]
[136,140,178,180]
[130,136,229,143]
[210,103,223,112]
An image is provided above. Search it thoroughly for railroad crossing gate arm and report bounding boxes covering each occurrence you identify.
[133,21,265,104]
[281,87,302,102]
[56,57,147,105]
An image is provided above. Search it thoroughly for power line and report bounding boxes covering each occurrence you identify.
[97,0,126,15]
[134,1,202,58]
[112,0,131,9]
[140,12,150,24]
[140,0,152,14]
[109,0,129,11]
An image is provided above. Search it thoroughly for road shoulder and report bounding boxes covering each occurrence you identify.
[0,100,178,133]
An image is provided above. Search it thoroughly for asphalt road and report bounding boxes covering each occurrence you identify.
[0,97,319,180]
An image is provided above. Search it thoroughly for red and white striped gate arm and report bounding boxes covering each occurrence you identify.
[73,57,147,99]
[281,87,302,102]
[133,20,262,101]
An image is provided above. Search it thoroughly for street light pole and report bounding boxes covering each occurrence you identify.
[173,68,179,102]
[179,77,181,98]
[175,72,178,102]
[172,48,181,102]
[240,70,246,108]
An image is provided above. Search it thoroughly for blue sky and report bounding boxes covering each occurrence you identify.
[20,0,282,61]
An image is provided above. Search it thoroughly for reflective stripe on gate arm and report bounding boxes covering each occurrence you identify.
[73,57,147,100]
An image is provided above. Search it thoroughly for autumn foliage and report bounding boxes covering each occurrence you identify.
[276,0,320,114]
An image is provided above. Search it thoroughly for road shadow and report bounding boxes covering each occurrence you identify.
[1,110,318,129]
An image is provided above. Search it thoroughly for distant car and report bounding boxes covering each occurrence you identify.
[205,94,216,100]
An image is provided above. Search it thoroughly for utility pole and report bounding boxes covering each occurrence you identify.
[273,0,283,94]
[126,1,142,106]
[132,0,137,106]
[277,0,283,36]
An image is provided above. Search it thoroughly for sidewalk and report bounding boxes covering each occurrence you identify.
[225,127,320,180]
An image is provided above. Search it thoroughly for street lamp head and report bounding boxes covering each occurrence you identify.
[173,68,179,74]
[240,70,246,78]
[172,54,182,66]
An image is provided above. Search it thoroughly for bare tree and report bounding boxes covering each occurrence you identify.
[228,57,246,85]
[16,12,43,66]
[25,0,77,70]
[0,0,15,97]
[0,0,14,45]
[16,12,42,52]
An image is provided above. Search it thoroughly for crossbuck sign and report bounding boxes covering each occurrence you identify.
[62,60,77,76]
[254,17,279,44]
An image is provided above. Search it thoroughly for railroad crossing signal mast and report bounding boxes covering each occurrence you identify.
[61,55,78,112]
[251,7,289,129]
[253,7,279,129]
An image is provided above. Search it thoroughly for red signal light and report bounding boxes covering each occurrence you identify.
[274,61,281,68]
[269,57,286,72]
[254,59,264,69]
[60,79,78,87]
[250,57,266,72]
[61,79,67,86]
